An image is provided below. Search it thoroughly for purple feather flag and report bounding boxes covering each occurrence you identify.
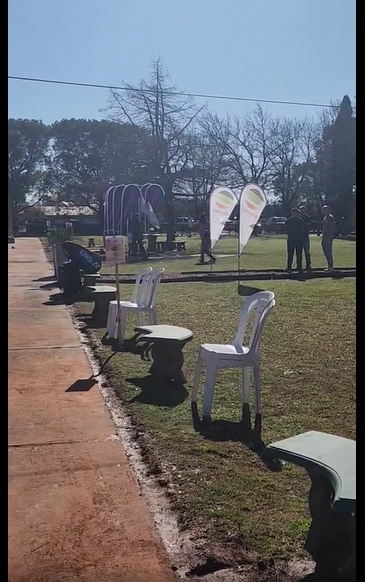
[145,183,165,211]
[104,184,125,235]
[120,184,143,234]
[104,182,163,235]
[103,185,116,235]
[141,183,150,200]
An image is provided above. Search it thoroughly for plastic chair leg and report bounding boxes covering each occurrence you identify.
[202,362,217,420]
[191,356,203,403]
[137,311,145,325]
[253,361,261,415]
[118,308,128,344]
[242,366,251,405]
[150,307,157,324]
[107,303,117,338]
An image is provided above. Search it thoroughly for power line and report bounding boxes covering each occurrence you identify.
[8,75,338,109]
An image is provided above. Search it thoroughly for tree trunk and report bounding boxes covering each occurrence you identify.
[164,186,175,243]
[98,201,104,235]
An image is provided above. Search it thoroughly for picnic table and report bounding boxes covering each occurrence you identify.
[134,324,193,384]
[265,431,356,580]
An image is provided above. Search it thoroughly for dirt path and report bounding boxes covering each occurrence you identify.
[8,238,176,582]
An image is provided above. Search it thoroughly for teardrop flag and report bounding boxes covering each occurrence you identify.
[209,186,238,248]
[239,184,267,254]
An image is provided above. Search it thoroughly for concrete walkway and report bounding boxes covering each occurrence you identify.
[8,239,175,582]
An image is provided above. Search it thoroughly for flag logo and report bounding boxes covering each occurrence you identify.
[215,189,236,210]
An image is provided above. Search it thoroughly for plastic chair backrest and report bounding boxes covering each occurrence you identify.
[144,267,165,308]
[233,291,275,355]
[132,267,153,304]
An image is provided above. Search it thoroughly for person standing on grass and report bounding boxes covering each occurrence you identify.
[285,208,304,272]
[299,205,313,271]
[321,205,336,270]
[131,213,146,259]
[187,215,193,237]
[198,213,216,264]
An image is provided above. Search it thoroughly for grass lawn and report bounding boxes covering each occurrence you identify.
[72,236,356,561]
[72,233,356,275]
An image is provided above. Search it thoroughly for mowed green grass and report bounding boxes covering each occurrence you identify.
[73,237,356,559]
[73,233,356,275]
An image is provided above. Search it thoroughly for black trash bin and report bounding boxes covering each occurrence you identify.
[61,261,82,295]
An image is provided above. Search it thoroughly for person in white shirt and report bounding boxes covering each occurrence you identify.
[321,205,336,270]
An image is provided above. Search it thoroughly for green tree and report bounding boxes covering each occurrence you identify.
[326,96,356,231]
[8,118,50,230]
[51,118,150,222]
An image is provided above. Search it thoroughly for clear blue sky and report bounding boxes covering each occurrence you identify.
[8,0,356,124]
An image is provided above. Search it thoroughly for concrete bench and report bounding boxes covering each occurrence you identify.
[134,324,193,385]
[82,285,116,326]
[265,431,356,580]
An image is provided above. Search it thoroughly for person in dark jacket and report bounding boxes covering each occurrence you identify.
[285,208,304,271]
[198,213,216,264]
[131,213,145,258]
[299,205,312,270]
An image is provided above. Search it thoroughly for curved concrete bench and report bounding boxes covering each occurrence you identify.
[265,431,356,514]
[265,431,356,580]
[82,285,116,326]
[134,324,193,385]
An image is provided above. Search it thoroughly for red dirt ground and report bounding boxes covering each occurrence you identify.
[8,238,176,582]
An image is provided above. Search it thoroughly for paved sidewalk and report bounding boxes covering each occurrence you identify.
[8,239,176,582]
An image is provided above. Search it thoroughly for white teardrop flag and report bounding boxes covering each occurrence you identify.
[209,186,238,248]
[239,184,267,255]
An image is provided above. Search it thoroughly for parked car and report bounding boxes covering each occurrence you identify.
[174,216,197,235]
[253,221,263,236]
[224,219,239,234]
[264,216,287,234]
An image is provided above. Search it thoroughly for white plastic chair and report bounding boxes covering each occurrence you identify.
[106,267,152,339]
[107,267,165,342]
[191,291,275,422]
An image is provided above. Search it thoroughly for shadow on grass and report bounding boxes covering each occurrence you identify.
[95,333,189,407]
[100,332,144,353]
[191,403,282,473]
[126,376,189,407]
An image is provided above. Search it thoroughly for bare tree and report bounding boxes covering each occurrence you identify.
[105,59,205,240]
[201,104,281,190]
[271,118,320,213]
[176,131,228,215]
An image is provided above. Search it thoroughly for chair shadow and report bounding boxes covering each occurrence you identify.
[191,403,282,473]
[33,275,56,282]
[127,376,189,407]
[39,281,60,290]
[100,332,145,354]
[77,314,107,330]
[43,292,76,306]
[66,377,97,392]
